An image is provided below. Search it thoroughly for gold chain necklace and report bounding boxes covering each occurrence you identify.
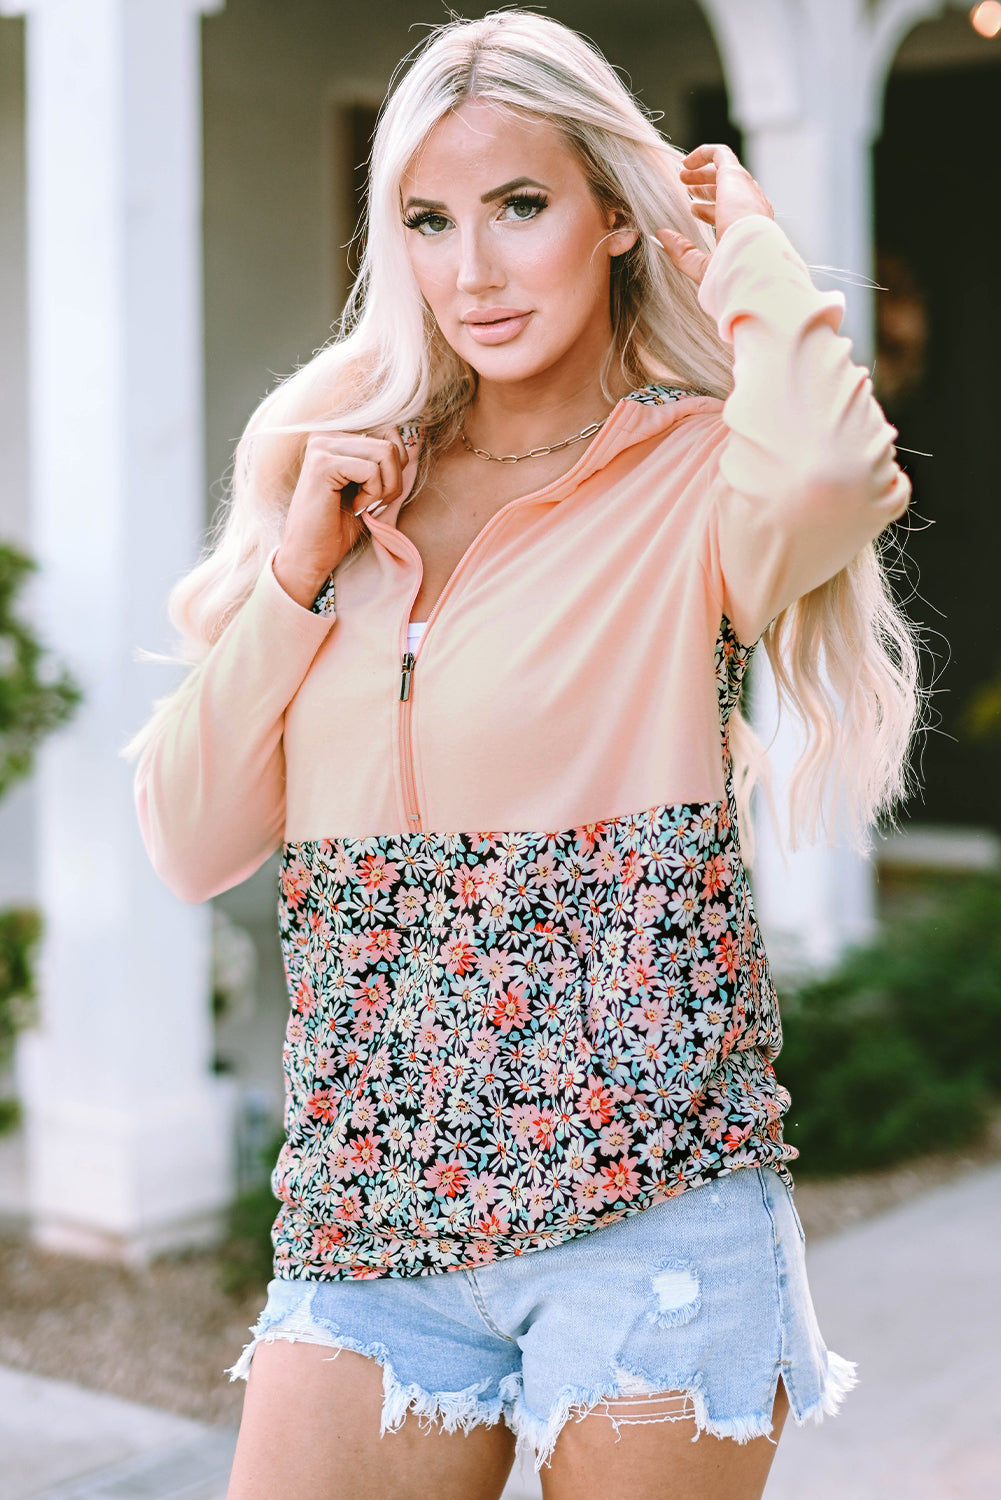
[458,416,608,464]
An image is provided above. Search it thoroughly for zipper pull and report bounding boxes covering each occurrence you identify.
[399,651,416,702]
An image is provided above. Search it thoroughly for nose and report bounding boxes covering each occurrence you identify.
[455,225,504,296]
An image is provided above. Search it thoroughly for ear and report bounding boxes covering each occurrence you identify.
[606,206,639,259]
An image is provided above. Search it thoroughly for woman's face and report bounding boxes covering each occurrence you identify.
[400,99,636,392]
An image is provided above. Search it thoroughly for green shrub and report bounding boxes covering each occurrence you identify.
[0,907,41,1055]
[0,544,82,800]
[217,1130,284,1296]
[0,543,82,1130]
[779,872,1001,1175]
[0,907,43,1132]
[864,877,1001,1093]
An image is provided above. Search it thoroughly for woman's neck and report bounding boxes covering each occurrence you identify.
[462,371,629,456]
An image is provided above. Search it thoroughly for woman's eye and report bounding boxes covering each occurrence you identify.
[403,196,546,235]
[404,212,452,236]
[502,195,547,221]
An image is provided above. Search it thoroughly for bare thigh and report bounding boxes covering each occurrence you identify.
[541,1376,790,1500]
[225,1341,516,1500]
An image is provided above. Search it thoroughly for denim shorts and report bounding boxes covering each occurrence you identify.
[229,1166,855,1469]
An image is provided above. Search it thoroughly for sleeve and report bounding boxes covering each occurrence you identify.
[698,214,911,646]
[133,546,337,904]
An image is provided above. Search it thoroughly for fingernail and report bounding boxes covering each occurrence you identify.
[646,232,667,251]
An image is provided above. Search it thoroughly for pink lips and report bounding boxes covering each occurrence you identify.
[462,308,533,345]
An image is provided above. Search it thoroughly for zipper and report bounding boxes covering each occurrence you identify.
[398,650,421,830]
[374,405,627,836]
[392,488,558,833]
[399,652,416,702]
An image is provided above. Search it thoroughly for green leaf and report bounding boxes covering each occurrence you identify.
[0,541,83,800]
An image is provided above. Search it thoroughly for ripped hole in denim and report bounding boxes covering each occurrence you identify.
[580,1364,696,1432]
[649,1262,701,1326]
[587,1390,696,1429]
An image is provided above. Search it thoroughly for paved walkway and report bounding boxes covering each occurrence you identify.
[3,1165,999,1499]
[766,1162,1001,1500]
[0,1368,234,1500]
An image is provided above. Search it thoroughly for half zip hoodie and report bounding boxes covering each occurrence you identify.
[134,216,911,1279]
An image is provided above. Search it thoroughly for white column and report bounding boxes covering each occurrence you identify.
[1,0,229,1261]
[697,0,956,974]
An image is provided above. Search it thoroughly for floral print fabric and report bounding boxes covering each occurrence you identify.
[271,620,796,1279]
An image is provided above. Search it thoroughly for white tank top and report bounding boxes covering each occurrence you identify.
[406,622,427,653]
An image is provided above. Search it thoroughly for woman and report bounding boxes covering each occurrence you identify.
[126,12,919,1499]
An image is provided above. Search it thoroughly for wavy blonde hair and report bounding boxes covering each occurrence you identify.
[122,8,920,851]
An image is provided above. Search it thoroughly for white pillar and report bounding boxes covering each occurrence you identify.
[1,0,230,1261]
[699,0,953,975]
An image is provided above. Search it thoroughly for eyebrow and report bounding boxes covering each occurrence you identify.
[402,177,551,211]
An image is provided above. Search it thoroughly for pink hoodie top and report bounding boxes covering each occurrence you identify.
[135,216,909,1279]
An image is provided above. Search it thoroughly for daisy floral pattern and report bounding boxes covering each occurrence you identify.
[271,619,796,1280]
[623,383,704,405]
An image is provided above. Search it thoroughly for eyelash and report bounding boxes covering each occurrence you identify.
[402,191,549,236]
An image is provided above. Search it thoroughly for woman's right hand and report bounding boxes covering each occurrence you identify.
[273,430,408,608]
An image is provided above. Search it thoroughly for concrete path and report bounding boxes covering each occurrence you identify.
[0,1367,234,1500]
[3,1164,998,1499]
[766,1162,1001,1500]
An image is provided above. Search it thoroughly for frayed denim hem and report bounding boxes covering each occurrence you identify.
[790,1350,858,1426]
[505,1348,859,1472]
[503,1373,750,1472]
[225,1298,508,1439]
[226,1288,858,1470]
[380,1365,508,1439]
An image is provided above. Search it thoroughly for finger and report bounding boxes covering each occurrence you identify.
[373,439,404,501]
[306,429,370,450]
[373,426,411,472]
[319,456,384,510]
[679,164,719,186]
[307,430,391,461]
[682,142,739,170]
[301,442,369,484]
[350,460,387,509]
[649,229,710,285]
[689,201,718,226]
[306,433,402,504]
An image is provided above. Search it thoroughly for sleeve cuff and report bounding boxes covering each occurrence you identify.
[697,214,845,343]
[255,545,338,637]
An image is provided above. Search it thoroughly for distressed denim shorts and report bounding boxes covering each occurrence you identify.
[229,1166,855,1469]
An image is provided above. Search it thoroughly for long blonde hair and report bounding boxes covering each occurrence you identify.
[122,9,920,851]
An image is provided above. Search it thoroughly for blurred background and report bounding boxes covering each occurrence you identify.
[0,3,998,1495]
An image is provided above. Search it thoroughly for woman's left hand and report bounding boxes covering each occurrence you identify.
[654,143,774,285]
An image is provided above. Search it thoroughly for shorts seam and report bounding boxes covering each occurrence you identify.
[756,1166,801,1408]
[464,1269,518,1344]
[786,1184,807,1244]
